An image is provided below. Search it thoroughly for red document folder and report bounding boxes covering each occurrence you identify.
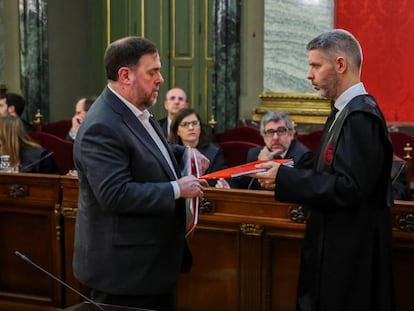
[200,159,293,180]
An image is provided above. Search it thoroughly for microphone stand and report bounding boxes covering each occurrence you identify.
[14,251,104,311]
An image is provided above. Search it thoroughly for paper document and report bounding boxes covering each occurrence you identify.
[183,147,200,237]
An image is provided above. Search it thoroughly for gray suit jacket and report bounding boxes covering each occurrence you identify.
[73,86,190,295]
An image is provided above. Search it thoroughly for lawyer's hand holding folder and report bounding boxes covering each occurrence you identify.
[248,160,290,190]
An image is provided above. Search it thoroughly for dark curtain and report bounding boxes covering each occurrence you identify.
[19,0,49,123]
[212,0,241,132]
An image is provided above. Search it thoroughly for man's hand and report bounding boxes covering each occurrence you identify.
[177,175,208,198]
[70,115,83,135]
[215,178,230,189]
[192,148,210,175]
[249,161,280,190]
[258,146,280,161]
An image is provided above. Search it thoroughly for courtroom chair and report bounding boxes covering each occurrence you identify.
[218,140,261,167]
[215,126,263,145]
[41,119,72,140]
[29,131,74,175]
[390,131,414,185]
[296,130,323,153]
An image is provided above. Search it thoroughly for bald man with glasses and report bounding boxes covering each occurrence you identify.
[158,87,215,142]
[158,87,189,137]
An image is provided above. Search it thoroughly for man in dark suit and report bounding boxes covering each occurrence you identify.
[66,96,96,141]
[243,111,314,189]
[253,30,394,310]
[0,92,35,132]
[216,111,314,189]
[158,87,189,138]
[72,36,209,311]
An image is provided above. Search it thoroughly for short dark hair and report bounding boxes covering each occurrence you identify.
[260,111,294,135]
[104,36,158,81]
[5,93,26,116]
[83,96,97,112]
[306,29,362,70]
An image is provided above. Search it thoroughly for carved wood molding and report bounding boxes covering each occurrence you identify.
[55,204,62,241]
[61,206,77,217]
[289,205,306,223]
[253,92,331,124]
[240,223,264,236]
[9,184,28,198]
[397,213,414,232]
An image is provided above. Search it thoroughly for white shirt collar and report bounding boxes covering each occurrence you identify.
[333,82,367,111]
[107,84,150,119]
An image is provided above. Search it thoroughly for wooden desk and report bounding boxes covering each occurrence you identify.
[0,173,63,311]
[1,174,414,310]
[177,189,304,311]
[60,177,414,311]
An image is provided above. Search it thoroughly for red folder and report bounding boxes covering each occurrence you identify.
[200,159,293,180]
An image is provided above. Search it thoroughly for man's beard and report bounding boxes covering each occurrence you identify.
[141,96,157,109]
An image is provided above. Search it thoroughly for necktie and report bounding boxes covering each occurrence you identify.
[327,107,339,132]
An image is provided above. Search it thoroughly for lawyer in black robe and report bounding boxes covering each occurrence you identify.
[276,95,394,311]
[253,30,394,311]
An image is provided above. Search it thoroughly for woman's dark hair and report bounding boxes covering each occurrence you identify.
[168,108,210,148]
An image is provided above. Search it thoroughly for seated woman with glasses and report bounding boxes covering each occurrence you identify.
[0,115,60,174]
[168,108,227,186]
[216,111,314,189]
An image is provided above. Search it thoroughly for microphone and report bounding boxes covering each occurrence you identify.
[14,251,104,311]
[247,177,256,190]
[19,152,54,172]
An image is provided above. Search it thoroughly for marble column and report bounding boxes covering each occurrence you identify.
[264,0,333,93]
[0,0,5,83]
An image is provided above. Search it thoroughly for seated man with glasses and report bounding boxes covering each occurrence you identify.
[158,87,189,137]
[216,111,314,189]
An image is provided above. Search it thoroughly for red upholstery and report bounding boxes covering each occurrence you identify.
[296,130,323,153]
[215,126,263,145]
[29,131,74,175]
[390,132,414,160]
[390,132,414,183]
[41,119,72,140]
[218,140,261,167]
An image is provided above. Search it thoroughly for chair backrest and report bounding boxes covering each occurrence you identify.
[41,119,72,140]
[29,131,74,175]
[215,126,263,145]
[218,140,261,167]
[390,131,414,185]
[390,132,414,160]
[296,130,323,153]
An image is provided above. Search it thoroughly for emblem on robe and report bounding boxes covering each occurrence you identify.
[323,144,334,165]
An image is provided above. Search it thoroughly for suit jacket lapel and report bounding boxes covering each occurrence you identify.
[120,106,178,180]
[103,87,180,180]
[149,115,181,176]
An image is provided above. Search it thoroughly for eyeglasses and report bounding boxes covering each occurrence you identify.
[168,95,186,102]
[179,120,200,128]
[263,127,290,137]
